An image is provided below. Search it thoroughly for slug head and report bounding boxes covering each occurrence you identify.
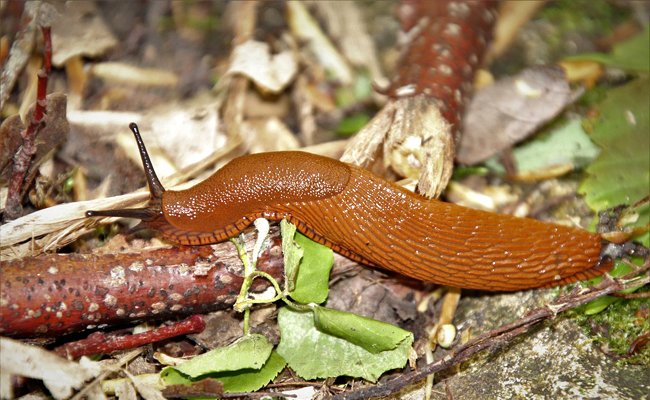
[85,123,168,230]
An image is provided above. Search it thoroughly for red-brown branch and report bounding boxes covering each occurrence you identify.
[54,314,206,359]
[387,1,497,134]
[41,26,51,75]
[0,235,286,338]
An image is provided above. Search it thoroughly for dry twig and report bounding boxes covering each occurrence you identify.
[331,268,648,400]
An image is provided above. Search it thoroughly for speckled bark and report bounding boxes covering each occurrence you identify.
[0,235,285,338]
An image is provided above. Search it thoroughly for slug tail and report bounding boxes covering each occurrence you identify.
[538,255,615,289]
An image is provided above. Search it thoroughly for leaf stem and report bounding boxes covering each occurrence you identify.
[232,223,286,313]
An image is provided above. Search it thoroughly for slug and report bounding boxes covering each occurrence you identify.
[86,124,612,291]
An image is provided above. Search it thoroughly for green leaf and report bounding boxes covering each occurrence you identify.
[336,114,371,136]
[290,233,334,304]
[161,334,273,380]
[582,296,619,315]
[312,306,411,354]
[211,351,285,392]
[281,220,303,293]
[566,24,650,72]
[577,78,649,313]
[160,369,195,385]
[162,352,286,394]
[581,260,639,314]
[281,220,334,304]
[276,307,413,382]
[484,118,601,174]
[353,71,373,100]
[579,78,650,233]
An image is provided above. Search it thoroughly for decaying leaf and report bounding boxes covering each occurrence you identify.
[65,96,228,185]
[162,379,223,399]
[306,0,385,82]
[114,378,137,400]
[50,2,117,67]
[0,337,103,400]
[458,65,583,165]
[241,117,301,153]
[286,0,353,85]
[89,63,179,88]
[124,370,167,400]
[225,40,297,94]
[0,115,24,174]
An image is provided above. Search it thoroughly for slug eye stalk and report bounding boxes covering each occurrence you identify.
[85,123,165,222]
[128,123,166,199]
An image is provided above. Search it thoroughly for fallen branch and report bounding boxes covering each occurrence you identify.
[341,2,498,198]
[0,231,285,338]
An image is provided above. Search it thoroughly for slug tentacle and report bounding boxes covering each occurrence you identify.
[86,124,612,291]
[86,123,167,227]
[130,122,166,198]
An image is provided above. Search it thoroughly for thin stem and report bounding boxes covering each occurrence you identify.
[232,226,286,312]
[243,309,251,336]
[235,271,285,311]
[231,235,253,277]
[282,297,312,312]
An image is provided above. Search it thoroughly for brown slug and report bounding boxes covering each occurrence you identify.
[87,123,612,291]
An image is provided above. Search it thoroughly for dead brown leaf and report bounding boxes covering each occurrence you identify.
[458,65,583,165]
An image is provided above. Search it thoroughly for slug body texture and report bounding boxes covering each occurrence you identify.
[151,151,608,291]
